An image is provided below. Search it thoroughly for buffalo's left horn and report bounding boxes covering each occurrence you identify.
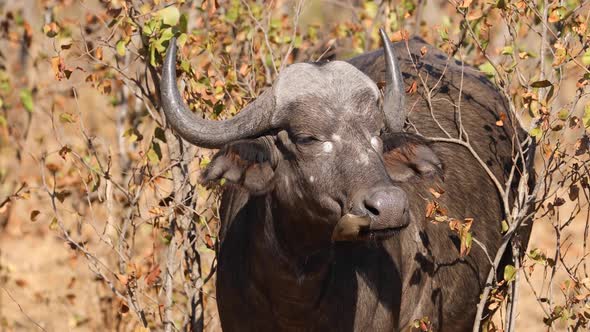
[160,38,276,149]
[379,28,406,132]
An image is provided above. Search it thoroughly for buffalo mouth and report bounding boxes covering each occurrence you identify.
[357,226,405,240]
[331,214,408,242]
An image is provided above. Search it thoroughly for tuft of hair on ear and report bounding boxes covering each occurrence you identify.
[199,139,277,195]
[225,140,271,164]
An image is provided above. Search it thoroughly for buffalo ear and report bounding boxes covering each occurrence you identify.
[383,133,443,182]
[200,138,276,195]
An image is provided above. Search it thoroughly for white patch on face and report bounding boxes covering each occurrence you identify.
[356,152,369,166]
[371,137,381,150]
[323,142,333,153]
[309,176,315,183]
[332,134,341,142]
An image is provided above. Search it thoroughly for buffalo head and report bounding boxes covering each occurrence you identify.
[160,29,441,242]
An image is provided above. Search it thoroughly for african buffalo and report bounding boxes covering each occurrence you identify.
[160,30,531,331]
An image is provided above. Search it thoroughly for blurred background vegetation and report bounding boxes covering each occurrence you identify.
[0,0,588,331]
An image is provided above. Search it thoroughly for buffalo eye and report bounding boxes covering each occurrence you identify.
[294,135,319,145]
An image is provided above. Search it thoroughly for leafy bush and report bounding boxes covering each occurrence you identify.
[0,1,588,331]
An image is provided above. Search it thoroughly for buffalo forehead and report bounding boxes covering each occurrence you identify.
[273,61,380,112]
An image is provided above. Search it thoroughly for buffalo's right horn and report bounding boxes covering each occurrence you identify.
[379,28,406,133]
[160,38,275,149]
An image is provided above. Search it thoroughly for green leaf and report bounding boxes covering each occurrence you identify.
[363,2,378,17]
[59,112,75,123]
[151,28,174,57]
[528,248,547,265]
[479,61,496,77]
[177,33,188,47]
[157,6,180,26]
[530,126,543,139]
[116,39,126,56]
[179,14,188,33]
[501,220,509,233]
[159,27,174,44]
[549,6,567,23]
[142,18,159,36]
[294,35,302,48]
[557,109,569,121]
[149,44,157,67]
[0,115,6,128]
[180,60,191,74]
[226,3,240,23]
[464,232,472,252]
[147,141,162,163]
[583,50,590,66]
[123,128,138,143]
[107,17,119,28]
[583,104,590,128]
[161,232,172,245]
[438,27,448,41]
[49,217,58,231]
[213,101,224,116]
[531,80,552,88]
[147,148,159,163]
[560,309,571,323]
[199,156,210,169]
[20,89,34,113]
[500,45,513,55]
[504,264,516,282]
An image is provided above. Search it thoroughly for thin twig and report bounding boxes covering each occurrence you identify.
[1,287,48,332]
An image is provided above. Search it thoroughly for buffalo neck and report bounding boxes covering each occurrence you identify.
[240,196,334,324]
[256,195,335,279]
[245,195,408,322]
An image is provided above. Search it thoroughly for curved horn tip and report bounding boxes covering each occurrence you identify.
[379,27,407,132]
[163,37,178,71]
[378,28,389,46]
[378,28,396,67]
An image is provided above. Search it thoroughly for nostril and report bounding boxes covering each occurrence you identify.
[363,199,381,216]
[366,205,380,216]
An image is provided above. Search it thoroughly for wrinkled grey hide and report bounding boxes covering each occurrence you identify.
[162,37,533,331]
